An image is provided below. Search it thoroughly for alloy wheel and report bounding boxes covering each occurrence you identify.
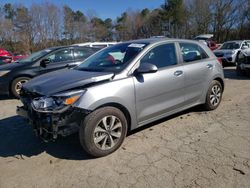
[93,115,122,150]
[209,85,221,107]
[15,79,28,95]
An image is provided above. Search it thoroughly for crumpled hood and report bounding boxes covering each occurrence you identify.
[22,69,114,96]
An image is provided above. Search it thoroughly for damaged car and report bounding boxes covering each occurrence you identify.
[17,38,224,157]
[236,48,250,76]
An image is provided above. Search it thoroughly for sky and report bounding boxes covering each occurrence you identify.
[0,0,165,19]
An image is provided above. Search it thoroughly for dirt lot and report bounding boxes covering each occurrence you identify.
[0,67,250,188]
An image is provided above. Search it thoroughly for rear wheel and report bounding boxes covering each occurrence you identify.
[11,77,30,98]
[79,107,127,157]
[203,80,223,111]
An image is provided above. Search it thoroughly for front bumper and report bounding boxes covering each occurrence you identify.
[220,56,235,65]
[17,105,89,141]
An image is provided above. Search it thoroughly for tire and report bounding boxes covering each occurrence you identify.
[203,80,223,111]
[11,77,30,98]
[79,106,128,157]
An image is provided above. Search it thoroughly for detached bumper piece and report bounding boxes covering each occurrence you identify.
[17,106,89,142]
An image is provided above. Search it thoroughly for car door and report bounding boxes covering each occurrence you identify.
[178,42,214,105]
[133,43,185,124]
[38,48,74,74]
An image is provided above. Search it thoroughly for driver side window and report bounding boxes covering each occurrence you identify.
[47,49,73,63]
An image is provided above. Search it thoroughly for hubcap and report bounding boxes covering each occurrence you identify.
[210,85,221,106]
[93,116,122,150]
[15,79,28,95]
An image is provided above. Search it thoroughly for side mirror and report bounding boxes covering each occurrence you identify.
[135,62,158,74]
[40,58,50,68]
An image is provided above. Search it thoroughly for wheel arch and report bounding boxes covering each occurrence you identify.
[9,74,33,94]
[213,77,224,92]
[96,102,132,133]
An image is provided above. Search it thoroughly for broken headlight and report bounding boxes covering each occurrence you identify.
[31,90,85,112]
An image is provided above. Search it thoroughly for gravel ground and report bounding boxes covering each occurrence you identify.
[0,67,250,188]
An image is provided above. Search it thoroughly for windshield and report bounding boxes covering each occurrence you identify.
[19,49,52,63]
[76,42,148,73]
[220,42,240,50]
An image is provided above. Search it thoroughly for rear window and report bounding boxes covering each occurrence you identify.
[179,43,208,63]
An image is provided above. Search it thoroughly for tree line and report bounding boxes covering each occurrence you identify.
[0,0,249,54]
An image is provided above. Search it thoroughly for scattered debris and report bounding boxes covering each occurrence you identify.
[212,169,217,174]
[204,131,208,133]
[233,167,245,175]
[49,160,53,164]
[122,147,126,150]
[149,128,153,131]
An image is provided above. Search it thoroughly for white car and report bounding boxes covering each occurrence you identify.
[213,40,250,65]
[73,42,117,48]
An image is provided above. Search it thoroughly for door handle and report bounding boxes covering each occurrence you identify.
[206,64,213,69]
[174,70,183,76]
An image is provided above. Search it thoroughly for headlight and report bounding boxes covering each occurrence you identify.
[0,70,10,77]
[31,90,85,112]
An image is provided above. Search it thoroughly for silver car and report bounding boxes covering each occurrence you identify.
[17,38,224,157]
[214,40,250,65]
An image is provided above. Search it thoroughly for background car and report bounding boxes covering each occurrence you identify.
[236,48,250,76]
[17,38,224,157]
[0,45,100,97]
[213,40,250,66]
[194,34,219,51]
[0,56,12,65]
[12,53,29,62]
[0,48,28,64]
[73,42,117,48]
[0,48,12,57]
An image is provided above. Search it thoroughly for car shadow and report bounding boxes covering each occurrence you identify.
[0,115,93,160]
[223,68,250,80]
[0,106,205,160]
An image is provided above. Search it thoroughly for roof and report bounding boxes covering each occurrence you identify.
[194,34,214,39]
[73,42,117,46]
[122,37,202,45]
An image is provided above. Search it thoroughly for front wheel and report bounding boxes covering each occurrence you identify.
[11,77,30,98]
[79,107,127,157]
[203,80,223,111]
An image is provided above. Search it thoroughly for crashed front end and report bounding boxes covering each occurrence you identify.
[17,89,90,141]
